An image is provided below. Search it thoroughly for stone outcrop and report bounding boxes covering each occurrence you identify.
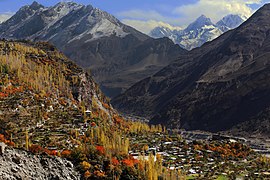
[0,146,80,180]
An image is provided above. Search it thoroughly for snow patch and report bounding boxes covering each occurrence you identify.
[44,3,83,29]
[86,19,128,41]
[67,18,129,43]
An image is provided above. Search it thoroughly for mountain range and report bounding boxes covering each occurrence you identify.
[2,1,270,179]
[0,1,186,97]
[1,1,270,137]
[150,14,246,50]
[112,4,270,136]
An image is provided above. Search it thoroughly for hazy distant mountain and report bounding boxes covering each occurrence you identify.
[150,26,182,45]
[112,4,270,136]
[150,14,246,50]
[0,1,186,97]
[216,14,247,32]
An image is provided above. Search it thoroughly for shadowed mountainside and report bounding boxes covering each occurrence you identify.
[112,4,270,136]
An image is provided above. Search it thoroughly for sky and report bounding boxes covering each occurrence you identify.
[0,0,269,33]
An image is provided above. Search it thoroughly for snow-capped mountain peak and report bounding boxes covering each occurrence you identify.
[186,15,214,31]
[0,1,44,34]
[216,14,246,31]
[18,1,44,15]
[53,1,83,11]
[0,2,130,41]
[151,26,173,37]
[90,7,122,26]
[44,2,83,26]
[149,14,246,50]
[29,1,44,11]
[150,26,179,44]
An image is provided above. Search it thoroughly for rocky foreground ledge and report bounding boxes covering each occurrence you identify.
[0,145,80,180]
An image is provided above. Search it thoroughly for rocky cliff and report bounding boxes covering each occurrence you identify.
[0,146,79,180]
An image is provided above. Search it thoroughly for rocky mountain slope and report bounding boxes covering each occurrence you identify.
[0,1,186,97]
[112,4,270,136]
[150,14,246,50]
[0,146,79,180]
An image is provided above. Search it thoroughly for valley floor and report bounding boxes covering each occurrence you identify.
[122,115,270,178]
[128,130,270,179]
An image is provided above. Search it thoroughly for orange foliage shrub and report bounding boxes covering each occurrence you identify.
[206,142,250,158]
[133,159,139,164]
[6,141,15,147]
[194,144,203,151]
[0,92,8,98]
[43,112,49,120]
[81,161,91,170]
[113,115,123,124]
[61,150,72,157]
[44,149,58,156]
[94,170,106,177]
[29,144,43,154]
[92,111,99,118]
[0,134,15,147]
[102,103,110,109]
[122,159,134,167]
[0,134,5,142]
[96,146,105,154]
[112,157,120,166]
[91,122,96,127]
[59,98,67,106]
[122,155,140,167]
[84,170,91,179]
[1,85,23,97]
[50,150,58,156]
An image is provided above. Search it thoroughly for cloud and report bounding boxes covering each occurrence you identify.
[173,0,262,23]
[118,9,186,26]
[245,0,263,3]
[118,10,165,21]
[122,19,183,34]
[0,12,13,23]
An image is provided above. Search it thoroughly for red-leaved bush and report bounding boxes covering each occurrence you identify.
[112,157,120,166]
[96,146,105,154]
